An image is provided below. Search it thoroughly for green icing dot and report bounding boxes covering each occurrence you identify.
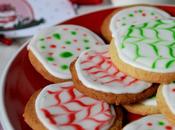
[129,14,134,17]
[41,45,46,49]
[47,57,54,62]
[40,38,44,41]
[85,46,90,50]
[158,121,165,126]
[138,9,143,13]
[122,23,126,26]
[65,40,71,44]
[53,33,61,40]
[151,12,155,15]
[71,31,77,35]
[60,51,73,58]
[122,17,126,20]
[84,39,89,43]
[60,64,68,70]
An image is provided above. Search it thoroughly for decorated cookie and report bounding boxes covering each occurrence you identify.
[101,5,170,42]
[124,96,160,115]
[123,114,175,130]
[70,45,158,104]
[157,82,175,124]
[110,6,170,37]
[28,25,105,83]
[23,81,123,130]
[110,19,175,83]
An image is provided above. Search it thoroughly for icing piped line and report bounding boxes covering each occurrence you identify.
[115,19,175,73]
[35,81,116,130]
[75,45,152,94]
[110,6,170,38]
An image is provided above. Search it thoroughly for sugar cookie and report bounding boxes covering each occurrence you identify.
[23,81,123,130]
[28,25,105,83]
[70,45,158,104]
[157,83,175,124]
[123,114,175,130]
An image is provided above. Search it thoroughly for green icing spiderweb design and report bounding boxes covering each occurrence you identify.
[120,19,175,70]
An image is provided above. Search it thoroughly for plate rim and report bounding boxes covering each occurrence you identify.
[0,41,29,130]
[1,4,175,130]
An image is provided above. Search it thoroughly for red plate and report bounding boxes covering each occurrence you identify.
[1,5,175,130]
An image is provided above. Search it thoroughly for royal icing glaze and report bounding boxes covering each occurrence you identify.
[35,81,116,130]
[123,114,175,130]
[28,25,105,79]
[75,45,152,94]
[110,6,170,37]
[115,19,175,73]
[162,82,175,114]
[141,96,157,106]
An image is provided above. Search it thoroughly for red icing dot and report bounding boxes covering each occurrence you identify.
[75,28,79,30]
[63,28,68,31]
[50,44,56,48]
[83,33,87,37]
[77,48,81,51]
[46,36,52,40]
[48,52,53,56]
[155,16,158,19]
[142,13,146,16]
[84,52,88,55]
[53,63,57,66]
[62,46,66,49]
[172,88,175,92]
[96,42,100,45]
[165,126,172,130]
[147,122,153,126]
[73,39,78,42]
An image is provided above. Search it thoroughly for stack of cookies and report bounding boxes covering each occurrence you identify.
[24,5,175,130]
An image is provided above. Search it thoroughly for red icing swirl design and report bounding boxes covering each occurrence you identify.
[35,82,115,130]
[75,46,152,94]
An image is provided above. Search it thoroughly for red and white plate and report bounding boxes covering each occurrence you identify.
[0,0,75,38]
[1,4,175,130]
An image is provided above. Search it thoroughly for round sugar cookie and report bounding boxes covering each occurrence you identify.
[123,114,175,130]
[157,83,175,124]
[124,96,160,115]
[101,5,170,42]
[23,81,123,130]
[110,20,175,83]
[28,25,105,83]
[70,45,158,104]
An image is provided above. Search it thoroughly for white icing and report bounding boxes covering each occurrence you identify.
[123,114,175,130]
[0,11,16,17]
[75,45,152,94]
[162,82,175,114]
[115,19,175,73]
[28,25,105,79]
[110,6,170,37]
[35,81,116,130]
[141,96,157,106]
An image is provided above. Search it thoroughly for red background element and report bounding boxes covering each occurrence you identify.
[70,0,103,5]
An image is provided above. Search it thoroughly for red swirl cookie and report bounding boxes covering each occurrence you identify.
[23,81,123,130]
[70,45,158,104]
